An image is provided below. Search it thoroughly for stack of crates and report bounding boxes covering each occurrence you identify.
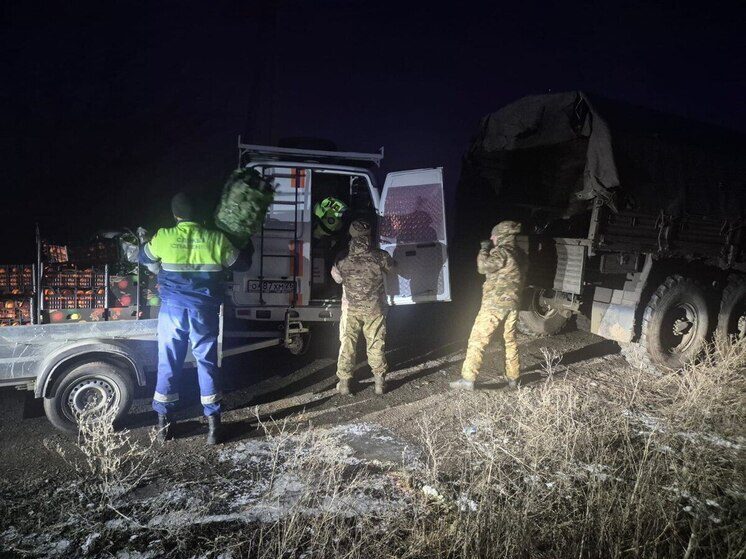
[0,265,34,326]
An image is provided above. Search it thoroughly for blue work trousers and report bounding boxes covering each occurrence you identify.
[153,302,222,416]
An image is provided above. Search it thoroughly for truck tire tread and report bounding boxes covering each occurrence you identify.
[716,274,746,341]
[639,275,710,371]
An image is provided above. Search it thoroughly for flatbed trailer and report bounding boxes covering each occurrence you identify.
[0,304,305,433]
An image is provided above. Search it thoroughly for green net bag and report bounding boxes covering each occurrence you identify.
[214,168,275,248]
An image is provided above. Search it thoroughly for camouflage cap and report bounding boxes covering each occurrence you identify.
[491,220,521,237]
[349,219,371,238]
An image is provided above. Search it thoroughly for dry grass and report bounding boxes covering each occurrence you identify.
[399,339,746,559]
[2,340,745,558]
[46,407,159,505]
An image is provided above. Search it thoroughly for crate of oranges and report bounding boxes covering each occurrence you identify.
[0,265,34,295]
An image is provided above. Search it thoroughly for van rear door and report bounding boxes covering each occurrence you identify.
[379,167,451,305]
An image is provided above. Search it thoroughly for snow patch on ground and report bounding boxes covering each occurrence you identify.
[622,409,744,451]
[1,423,423,556]
[137,422,421,529]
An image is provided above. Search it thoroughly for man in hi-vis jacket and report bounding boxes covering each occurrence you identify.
[140,192,248,445]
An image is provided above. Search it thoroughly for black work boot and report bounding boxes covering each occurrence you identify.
[206,414,222,446]
[156,414,171,443]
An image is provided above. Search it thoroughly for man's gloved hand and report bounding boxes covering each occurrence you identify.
[144,262,161,275]
[137,227,152,244]
[480,240,492,251]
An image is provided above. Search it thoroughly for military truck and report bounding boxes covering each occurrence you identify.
[457,91,746,369]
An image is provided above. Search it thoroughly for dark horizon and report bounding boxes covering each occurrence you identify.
[2,0,745,260]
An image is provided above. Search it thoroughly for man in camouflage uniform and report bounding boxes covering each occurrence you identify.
[451,220,525,391]
[331,220,396,395]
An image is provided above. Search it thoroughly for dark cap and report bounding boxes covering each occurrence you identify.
[171,192,194,220]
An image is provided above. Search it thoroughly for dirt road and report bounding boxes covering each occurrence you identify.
[3,300,743,559]
[0,301,619,483]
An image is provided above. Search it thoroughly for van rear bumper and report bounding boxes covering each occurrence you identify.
[232,305,341,323]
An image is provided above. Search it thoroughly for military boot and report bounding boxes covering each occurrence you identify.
[206,414,222,446]
[156,414,171,444]
[336,378,351,396]
[374,376,386,395]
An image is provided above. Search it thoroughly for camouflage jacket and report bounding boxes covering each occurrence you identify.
[477,240,525,311]
[331,236,395,313]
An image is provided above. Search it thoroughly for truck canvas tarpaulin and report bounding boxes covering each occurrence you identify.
[460,91,746,221]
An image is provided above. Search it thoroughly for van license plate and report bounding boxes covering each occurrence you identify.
[247,280,296,294]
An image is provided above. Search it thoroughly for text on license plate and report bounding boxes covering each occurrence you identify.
[246,279,296,294]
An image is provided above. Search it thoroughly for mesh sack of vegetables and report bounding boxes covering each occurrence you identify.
[214,168,275,248]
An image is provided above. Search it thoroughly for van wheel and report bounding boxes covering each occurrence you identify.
[44,361,134,434]
[716,276,746,341]
[640,275,710,370]
[519,289,569,336]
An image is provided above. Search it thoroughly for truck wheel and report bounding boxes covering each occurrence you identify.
[519,289,569,336]
[716,276,746,341]
[640,275,710,370]
[44,361,134,434]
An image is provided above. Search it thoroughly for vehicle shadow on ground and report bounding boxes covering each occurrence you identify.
[522,339,620,373]
[22,391,45,419]
[385,345,463,392]
[223,394,336,442]
[245,362,338,406]
[227,337,466,409]
[478,338,621,391]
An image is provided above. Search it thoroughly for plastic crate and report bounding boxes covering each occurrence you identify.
[43,293,76,310]
[0,299,31,326]
[0,265,34,295]
[43,266,106,289]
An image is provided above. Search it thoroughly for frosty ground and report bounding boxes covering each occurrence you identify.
[1,303,744,558]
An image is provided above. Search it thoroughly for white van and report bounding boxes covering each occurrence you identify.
[229,142,451,349]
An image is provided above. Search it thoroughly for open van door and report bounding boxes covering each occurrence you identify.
[379,168,451,305]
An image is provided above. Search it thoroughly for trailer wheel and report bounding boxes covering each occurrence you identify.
[44,361,134,434]
[716,276,746,342]
[286,331,311,355]
[519,289,569,336]
[640,275,710,370]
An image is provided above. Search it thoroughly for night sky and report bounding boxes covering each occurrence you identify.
[2,0,744,261]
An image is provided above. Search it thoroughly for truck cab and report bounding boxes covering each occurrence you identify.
[229,142,451,329]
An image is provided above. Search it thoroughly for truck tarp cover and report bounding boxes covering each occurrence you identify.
[462,91,746,218]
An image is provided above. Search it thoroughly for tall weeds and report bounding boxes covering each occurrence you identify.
[14,340,745,558]
[401,339,746,558]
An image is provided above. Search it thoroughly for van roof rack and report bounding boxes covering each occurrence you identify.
[238,137,384,168]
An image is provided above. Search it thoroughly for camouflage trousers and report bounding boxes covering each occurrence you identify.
[337,309,388,380]
[461,307,520,381]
